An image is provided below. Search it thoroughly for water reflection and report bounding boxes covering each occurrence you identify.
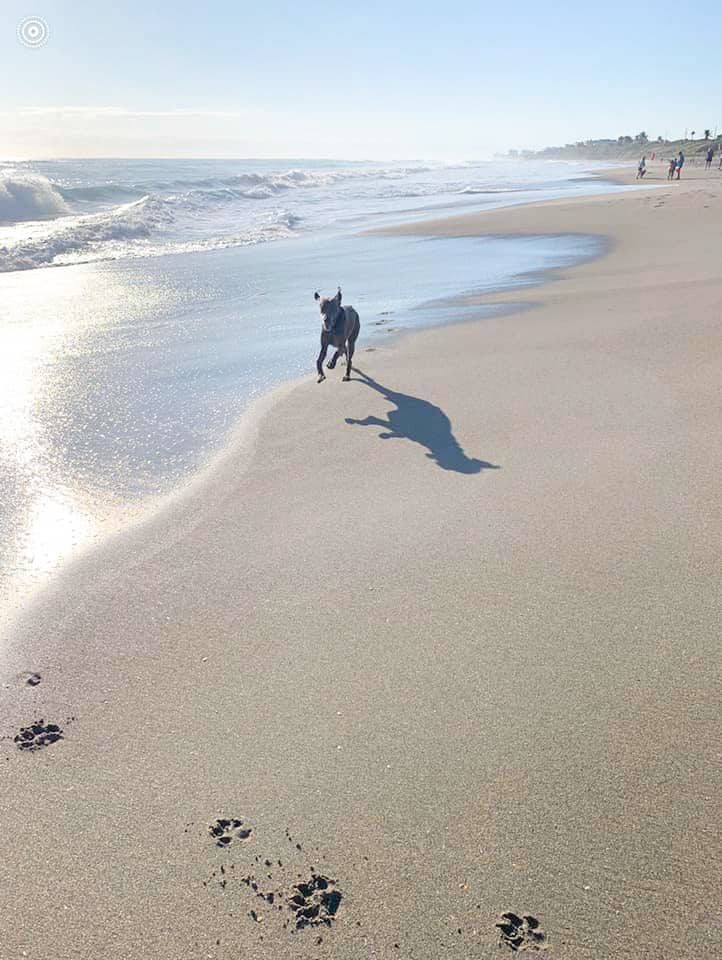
[0,264,166,608]
[21,488,93,574]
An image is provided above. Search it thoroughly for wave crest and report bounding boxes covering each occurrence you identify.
[0,195,171,271]
[0,161,467,271]
[0,173,69,223]
[57,164,438,207]
[0,195,303,272]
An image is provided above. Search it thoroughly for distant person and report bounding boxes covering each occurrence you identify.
[636,155,647,179]
[667,157,677,180]
[675,150,685,180]
[705,146,714,169]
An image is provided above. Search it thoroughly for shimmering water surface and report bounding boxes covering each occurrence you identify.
[0,158,626,610]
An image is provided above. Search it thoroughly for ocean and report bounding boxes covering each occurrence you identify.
[0,157,626,611]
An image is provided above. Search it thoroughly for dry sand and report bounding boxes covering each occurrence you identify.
[1,163,720,959]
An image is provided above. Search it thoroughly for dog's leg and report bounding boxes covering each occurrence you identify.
[343,338,355,381]
[327,348,343,369]
[317,341,329,383]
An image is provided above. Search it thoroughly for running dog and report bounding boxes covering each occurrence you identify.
[313,287,360,383]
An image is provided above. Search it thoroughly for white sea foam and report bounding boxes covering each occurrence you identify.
[0,164,434,270]
[51,165,436,208]
[0,194,304,272]
[0,196,171,271]
[0,173,69,223]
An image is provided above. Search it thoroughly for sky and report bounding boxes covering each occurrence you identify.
[2,0,720,160]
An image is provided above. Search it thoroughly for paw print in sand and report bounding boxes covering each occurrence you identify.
[496,913,546,952]
[288,874,342,929]
[18,671,41,687]
[14,719,63,751]
[209,818,252,848]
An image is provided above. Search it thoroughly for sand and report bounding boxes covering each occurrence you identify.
[1,163,720,959]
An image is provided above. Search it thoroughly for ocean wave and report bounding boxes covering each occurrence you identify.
[0,195,303,272]
[0,195,172,271]
[60,164,439,204]
[0,173,69,223]
[458,186,521,195]
[0,160,452,272]
[3,163,440,222]
[0,159,608,273]
[59,183,146,204]
[151,164,435,193]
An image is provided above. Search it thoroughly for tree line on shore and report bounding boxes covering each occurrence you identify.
[506,130,719,161]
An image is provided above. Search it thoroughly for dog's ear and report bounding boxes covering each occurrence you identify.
[314,291,320,301]
[336,287,342,304]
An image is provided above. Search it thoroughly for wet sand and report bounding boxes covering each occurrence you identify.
[1,164,720,959]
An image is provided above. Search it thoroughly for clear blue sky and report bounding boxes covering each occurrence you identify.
[2,0,719,159]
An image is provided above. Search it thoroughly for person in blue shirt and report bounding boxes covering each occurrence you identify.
[676,151,685,180]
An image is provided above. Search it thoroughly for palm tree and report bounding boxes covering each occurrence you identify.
[704,129,711,140]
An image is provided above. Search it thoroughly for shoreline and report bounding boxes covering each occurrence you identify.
[2,164,720,959]
[2,230,605,656]
[1,185,619,634]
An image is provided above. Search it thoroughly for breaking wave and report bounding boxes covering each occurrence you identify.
[0,159,578,273]
[0,164,440,271]
[53,164,438,207]
[0,194,304,272]
[59,182,146,204]
[0,173,69,222]
[0,196,170,271]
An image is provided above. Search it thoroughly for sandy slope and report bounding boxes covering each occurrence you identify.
[1,164,720,959]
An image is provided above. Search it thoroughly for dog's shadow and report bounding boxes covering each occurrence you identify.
[345,369,499,475]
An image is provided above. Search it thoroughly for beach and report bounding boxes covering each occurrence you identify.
[0,158,620,616]
[1,163,720,959]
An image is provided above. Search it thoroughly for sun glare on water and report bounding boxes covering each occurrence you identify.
[20,487,93,575]
[0,266,130,599]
